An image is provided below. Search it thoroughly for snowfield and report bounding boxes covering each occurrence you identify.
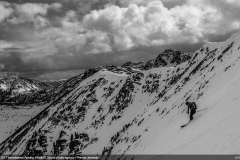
[1,31,240,158]
[0,104,48,143]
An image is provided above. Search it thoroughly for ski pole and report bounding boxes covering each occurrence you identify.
[196,108,207,113]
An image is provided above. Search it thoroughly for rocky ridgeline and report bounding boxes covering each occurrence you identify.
[0,66,123,106]
[0,50,186,107]
[122,49,192,70]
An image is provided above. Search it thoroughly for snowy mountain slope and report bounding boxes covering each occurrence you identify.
[0,77,54,144]
[0,76,53,105]
[1,30,240,158]
[0,104,48,144]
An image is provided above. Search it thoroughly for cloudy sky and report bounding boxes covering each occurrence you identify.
[0,0,240,80]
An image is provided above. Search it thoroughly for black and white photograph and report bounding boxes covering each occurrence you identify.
[0,0,240,159]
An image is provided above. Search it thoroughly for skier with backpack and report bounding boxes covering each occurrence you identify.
[186,101,197,121]
[180,101,198,128]
[181,101,207,128]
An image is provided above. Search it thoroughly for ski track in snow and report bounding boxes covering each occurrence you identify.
[164,74,240,154]
[167,107,240,154]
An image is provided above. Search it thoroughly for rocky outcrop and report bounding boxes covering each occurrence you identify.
[122,49,192,70]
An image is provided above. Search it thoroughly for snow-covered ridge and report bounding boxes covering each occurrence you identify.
[1,30,240,157]
[0,76,52,93]
[0,76,53,105]
[122,49,191,70]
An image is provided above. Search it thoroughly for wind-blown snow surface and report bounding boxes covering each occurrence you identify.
[0,104,48,143]
[1,31,240,158]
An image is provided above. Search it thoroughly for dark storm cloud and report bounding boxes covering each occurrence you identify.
[0,51,36,72]
[1,0,240,81]
[161,0,186,8]
[4,0,120,18]
[205,30,240,43]
[0,23,35,41]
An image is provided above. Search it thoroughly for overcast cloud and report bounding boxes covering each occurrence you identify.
[0,0,240,80]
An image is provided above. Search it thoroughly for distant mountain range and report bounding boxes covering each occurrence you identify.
[0,76,53,105]
[0,50,191,106]
[0,76,52,93]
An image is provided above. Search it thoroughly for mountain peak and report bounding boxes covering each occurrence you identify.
[162,49,175,53]
[2,75,20,81]
[122,49,191,70]
[156,49,191,66]
[0,76,53,105]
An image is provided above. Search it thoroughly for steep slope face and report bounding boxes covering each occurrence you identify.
[0,67,112,106]
[0,76,54,105]
[122,49,191,70]
[0,67,144,156]
[1,31,240,157]
[50,65,130,103]
[0,104,48,144]
[157,49,192,66]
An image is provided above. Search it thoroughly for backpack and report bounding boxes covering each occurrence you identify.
[190,102,197,110]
